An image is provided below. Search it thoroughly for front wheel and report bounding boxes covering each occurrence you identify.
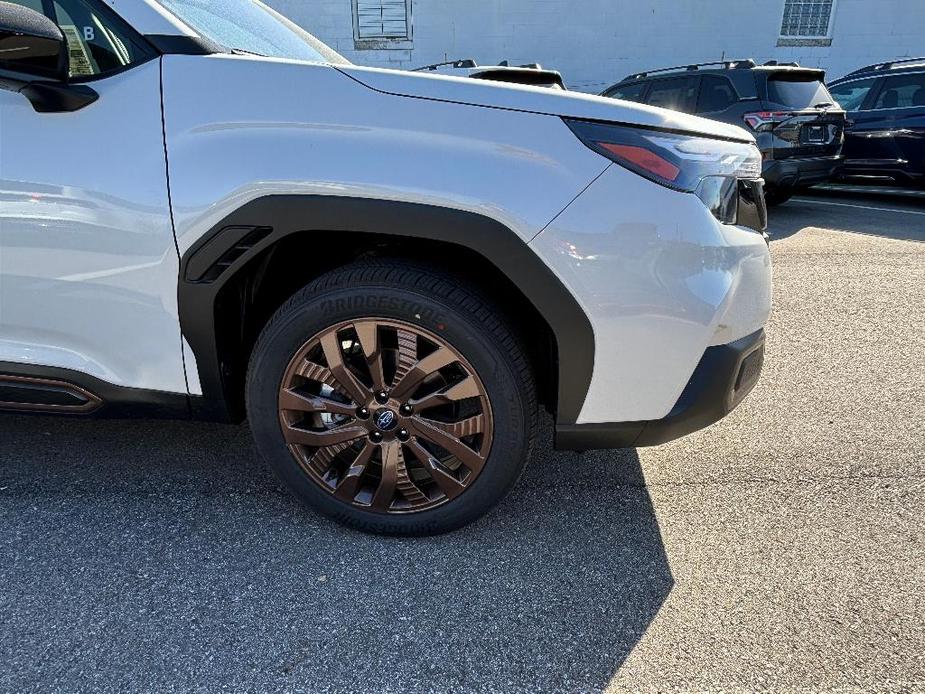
[246,261,536,535]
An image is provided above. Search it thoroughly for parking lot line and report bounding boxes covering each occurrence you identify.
[792,198,925,217]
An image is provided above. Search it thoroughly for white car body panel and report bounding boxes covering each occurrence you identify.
[0,0,773,437]
[162,55,610,254]
[337,65,754,143]
[0,59,187,393]
[531,165,772,423]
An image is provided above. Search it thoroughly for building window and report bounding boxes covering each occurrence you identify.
[779,0,835,39]
[353,0,411,41]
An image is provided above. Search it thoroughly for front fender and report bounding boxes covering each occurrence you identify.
[178,195,595,424]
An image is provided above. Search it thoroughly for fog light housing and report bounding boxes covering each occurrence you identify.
[696,176,738,225]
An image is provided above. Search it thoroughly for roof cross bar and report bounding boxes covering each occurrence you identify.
[623,59,757,81]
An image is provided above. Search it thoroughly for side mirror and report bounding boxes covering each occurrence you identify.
[0,2,68,82]
[0,1,98,112]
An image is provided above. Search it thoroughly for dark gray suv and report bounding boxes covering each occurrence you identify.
[601,60,846,205]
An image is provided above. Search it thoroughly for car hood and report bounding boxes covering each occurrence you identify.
[336,64,754,143]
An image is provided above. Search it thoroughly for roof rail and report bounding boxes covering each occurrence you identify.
[623,59,756,81]
[413,59,478,72]
[845,56,925,76]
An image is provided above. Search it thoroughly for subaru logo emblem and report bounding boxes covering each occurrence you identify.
[375,409,397,431]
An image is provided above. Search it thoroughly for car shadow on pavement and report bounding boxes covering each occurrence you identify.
[767,194,925,242]
[0,413,671,693]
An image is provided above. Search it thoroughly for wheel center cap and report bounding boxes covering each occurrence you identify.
[374,409,398,431]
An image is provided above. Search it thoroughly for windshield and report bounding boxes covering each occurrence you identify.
[767,74,835,109]
[157,0,348,64]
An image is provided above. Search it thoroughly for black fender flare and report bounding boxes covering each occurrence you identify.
[178,195,594,424]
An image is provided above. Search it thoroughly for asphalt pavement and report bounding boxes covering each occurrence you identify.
[1,191,923,693]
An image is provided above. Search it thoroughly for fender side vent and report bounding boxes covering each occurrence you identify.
[0,375,102,414]
[185,226,273,283]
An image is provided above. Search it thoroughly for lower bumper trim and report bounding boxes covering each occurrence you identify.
[763,155,843,188]
[556,329,766,450]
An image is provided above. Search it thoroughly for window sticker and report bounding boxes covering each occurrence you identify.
[60,25,95,76]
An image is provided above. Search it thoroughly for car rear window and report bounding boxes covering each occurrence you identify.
[829,77,877,111]
[767,74,834,108]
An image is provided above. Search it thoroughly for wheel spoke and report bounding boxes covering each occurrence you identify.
[371,440,400,511]
[279,388,356,416]
[295,360,349,398]
[320,332,371,405]
[408,416,486,475]
[283,422,367,447]
[410,376,481,411]
[390,347,457,401]
[334,443,375,502]
[390,329,418,389]
[416,414,485,438]
[353,321,386,392]
[405,439,467,500]
[394,447,429,505]
[303,441,352,477]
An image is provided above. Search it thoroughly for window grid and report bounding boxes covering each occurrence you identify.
[354,0,410,40]
[779,0,835,38]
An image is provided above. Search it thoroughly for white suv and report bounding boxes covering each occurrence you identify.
[0,0,772,534]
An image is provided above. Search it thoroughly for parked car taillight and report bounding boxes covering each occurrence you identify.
[564,119,762,225]
[743,111,791,132]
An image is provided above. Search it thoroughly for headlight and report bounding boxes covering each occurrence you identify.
[564,119,763,225]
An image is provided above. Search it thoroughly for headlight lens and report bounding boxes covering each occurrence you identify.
[564,118,762,192]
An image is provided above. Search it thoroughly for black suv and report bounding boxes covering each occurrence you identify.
[601,60,846,204]
[828,58,925,186]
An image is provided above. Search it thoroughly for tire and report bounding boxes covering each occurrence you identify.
[764,187,795,206]
[246,259,537,536]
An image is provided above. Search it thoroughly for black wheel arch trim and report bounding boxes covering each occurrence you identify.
[177,194,595,424]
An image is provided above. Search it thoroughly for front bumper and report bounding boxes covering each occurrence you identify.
[530,162,772,430]
[555,329,765,450]
[762,155,843,189]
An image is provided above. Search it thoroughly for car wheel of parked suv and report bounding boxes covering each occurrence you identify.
[246,261,536,535]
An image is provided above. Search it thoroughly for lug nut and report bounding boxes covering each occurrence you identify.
[397,428,410,442]
[399,403,414,416]
[375,390,389,404]
[369,431,384,444]
[356,407,370,420]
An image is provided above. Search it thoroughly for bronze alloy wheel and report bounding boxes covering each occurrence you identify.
[278,319,494,514]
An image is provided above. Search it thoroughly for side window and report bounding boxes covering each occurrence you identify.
[829,78,877,111]
[604,81,647,103]
[645,77,698,113]
[6,0,152,78]
[11,0,45,11]
[872,73,925,110]
[697,75,737,113]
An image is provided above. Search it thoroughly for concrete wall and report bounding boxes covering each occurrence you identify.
[268,0,925,92]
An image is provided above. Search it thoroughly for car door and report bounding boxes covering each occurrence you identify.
[0,0,188,395]
[874,72,925,179]
[830,76,901,174]
[695,74,739,123]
